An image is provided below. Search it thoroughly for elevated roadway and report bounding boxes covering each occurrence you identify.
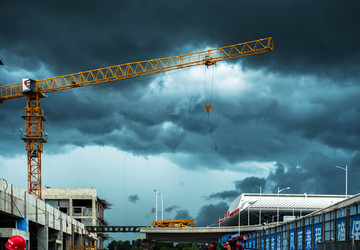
[140,225,269,243]
[85,224,269,243]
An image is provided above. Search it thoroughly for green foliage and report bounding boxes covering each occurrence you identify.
[107,240,200,250]
[153,242,173,250]
[182,247,196,250]
[107,240,133,250]
[152,242,198,250]
[175,244,195,250]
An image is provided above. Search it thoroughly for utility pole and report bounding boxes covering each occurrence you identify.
[154,190,158,221]
[332,165,348,198]
[159,193,164,220]
[238,208,241,235]
[277,186,290,225]
[255,185,262,224]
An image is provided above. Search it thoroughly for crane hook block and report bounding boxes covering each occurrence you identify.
[204,105,212,110]
[203,58,216,67]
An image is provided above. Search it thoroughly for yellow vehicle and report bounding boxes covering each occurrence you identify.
[152,219,195,228]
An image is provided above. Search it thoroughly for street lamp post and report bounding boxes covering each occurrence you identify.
[238,208,241,235]
[255,185,262,225]
[332,165,348,198]
[277,186,290,225]
[154,190,158,221]
[160,193,164,220]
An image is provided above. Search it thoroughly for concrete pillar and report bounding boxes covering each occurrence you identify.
[79,233,84,246]
[54,230,63,250]
[71,224,75,246]
[63,233,70,249]
[69,198,73,217]
[37,224,48,250]
[92,197,96,226]
[54,216,63,250]
[68,234,72,249]
[73,233,78,246]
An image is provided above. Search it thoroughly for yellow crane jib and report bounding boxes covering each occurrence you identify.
[0,37,273,199]
[0,37,273,102]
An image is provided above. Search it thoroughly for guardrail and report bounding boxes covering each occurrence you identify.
[86,226,143,233]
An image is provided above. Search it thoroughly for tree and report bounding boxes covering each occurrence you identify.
[107,240,132,250]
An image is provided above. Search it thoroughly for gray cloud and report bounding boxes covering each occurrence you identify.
[205,177,265,202]
[2,0,359,80]
[174,210,192,220]
[128,194,139,203]
[165,205,180,213]
[1,0,360,239]
[235,177,266,194]
[206,191,239,201]
[195,202,228,227]
[212,156,360,202]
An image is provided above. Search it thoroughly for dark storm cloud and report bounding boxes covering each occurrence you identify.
[209,156,360,205]
[264,158,360,196]
[351,152,360,168]
[128,194,139,203]
[174,209,192,220]
[0,99,29,156]
[195,202,228,227]
[205,191,239,201]
[235,177,266,193]
[150,205,188,219]
[150,207,155,214]
[1,0,360,198]
[2,0,360,79]
[165,205,180,213]
[205,177,264,202]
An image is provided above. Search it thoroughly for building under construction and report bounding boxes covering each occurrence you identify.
[0,178,109,249]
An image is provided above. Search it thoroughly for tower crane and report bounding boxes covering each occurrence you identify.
[0,37,273,199]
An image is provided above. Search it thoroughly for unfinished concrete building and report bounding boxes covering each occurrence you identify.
[42,188,110,249]
[0,179,99,250]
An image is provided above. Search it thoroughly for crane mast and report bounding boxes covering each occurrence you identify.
[0,37,273,199]
[20,92,47,198]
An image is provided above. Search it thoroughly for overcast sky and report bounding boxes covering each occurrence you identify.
[1,0,360,242]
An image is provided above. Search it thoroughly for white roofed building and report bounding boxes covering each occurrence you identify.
[218,193,347,226]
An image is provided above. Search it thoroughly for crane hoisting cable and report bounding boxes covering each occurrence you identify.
[204,64,218,150]
[207,108,217,151]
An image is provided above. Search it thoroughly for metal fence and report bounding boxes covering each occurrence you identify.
[241,196,360,249]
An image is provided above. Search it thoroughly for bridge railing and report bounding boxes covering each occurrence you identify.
[86,226,143,233]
